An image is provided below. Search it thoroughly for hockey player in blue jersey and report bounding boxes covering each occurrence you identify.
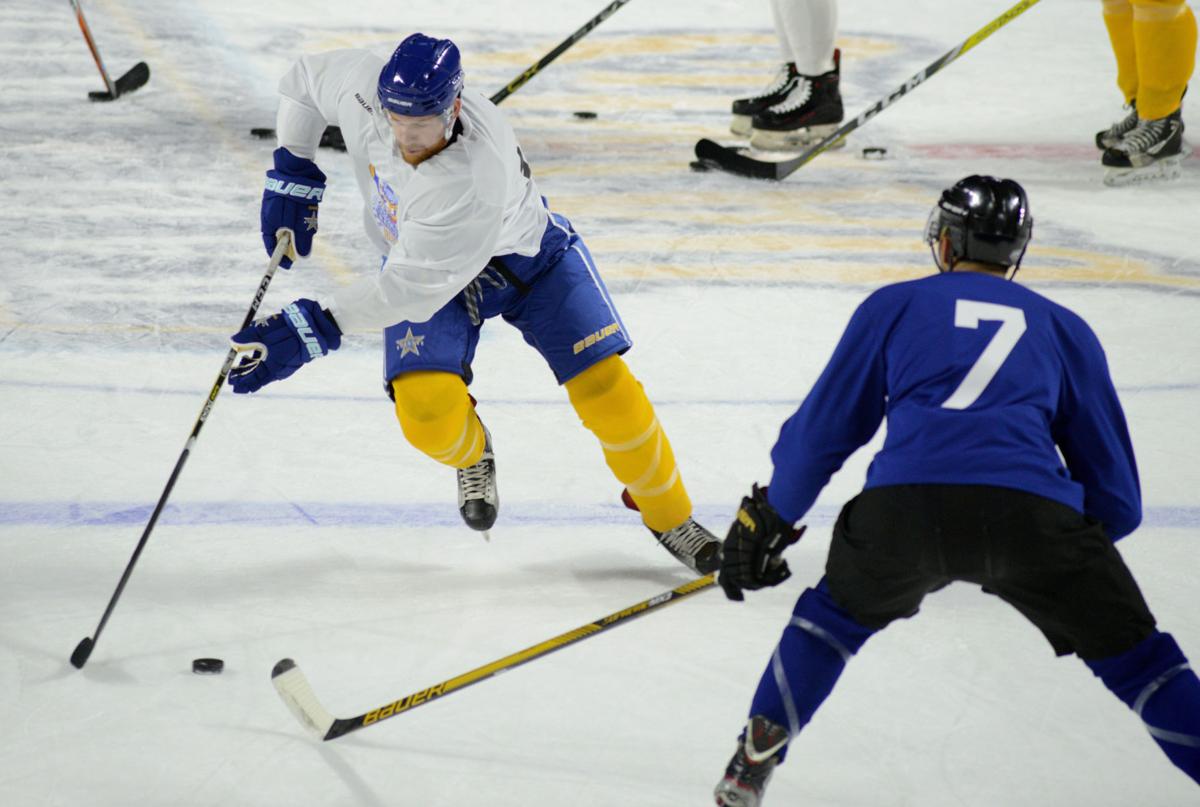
[712,175,1200,806]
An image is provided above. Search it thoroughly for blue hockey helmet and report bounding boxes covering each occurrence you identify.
[925,175,1033,271]
[377,33,465,117]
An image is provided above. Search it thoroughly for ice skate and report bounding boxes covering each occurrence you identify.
[713,715,789,807]
[731,62,800,137]
[1095,102,1138,150]
[749,50,844,151]
[651,516,721,575]
[1102,108,1187,186]
[457,423,497,537]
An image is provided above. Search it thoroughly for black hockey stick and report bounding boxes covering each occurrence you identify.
[488,0,635,104]
[272,573,717,740]
[70,235,292,670]
[693,0,1043,180]
[69,0,150,101]
[249,0,636,149]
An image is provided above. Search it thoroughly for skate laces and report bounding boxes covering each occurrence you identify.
[1118,115,1175,154]
[752,63,796,100]
[1104,104,1138,139]
[769,77,814,113]
[458,457,493,500]
[658,518,714,557]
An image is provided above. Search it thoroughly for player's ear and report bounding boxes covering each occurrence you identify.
[936,232,956,272]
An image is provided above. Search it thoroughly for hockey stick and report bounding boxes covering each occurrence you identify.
[693,0,1043,180]
[488,0,636,105]
[68,0,150,102]
[272,572,717,740]
[69,234,292,670]
[249,0,636,149]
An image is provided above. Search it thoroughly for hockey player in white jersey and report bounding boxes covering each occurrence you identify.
[227,34,720,573]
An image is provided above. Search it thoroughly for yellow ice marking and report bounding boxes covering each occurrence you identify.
[97,0,358,287]
[587,233,924,255]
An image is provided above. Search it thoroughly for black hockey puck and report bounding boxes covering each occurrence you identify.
[572,110,598,120]
[249,127,275,139]
[861,146,888,160]
[192,658,224,674]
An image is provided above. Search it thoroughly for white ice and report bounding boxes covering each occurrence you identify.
[1,0,1198,805]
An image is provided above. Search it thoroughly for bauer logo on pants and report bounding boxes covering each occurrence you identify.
[573,323,621,355]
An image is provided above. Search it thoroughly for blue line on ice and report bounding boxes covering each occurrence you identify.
[1,502,1198,529]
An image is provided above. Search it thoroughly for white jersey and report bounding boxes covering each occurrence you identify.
[274,49,550,331]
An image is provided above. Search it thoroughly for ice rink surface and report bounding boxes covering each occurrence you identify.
[2,0,1198,804]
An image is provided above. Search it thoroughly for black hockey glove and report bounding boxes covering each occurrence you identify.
[719,484,806,602]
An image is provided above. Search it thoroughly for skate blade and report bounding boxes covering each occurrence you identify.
[749,122,843,151]
[1103,153,1185,187]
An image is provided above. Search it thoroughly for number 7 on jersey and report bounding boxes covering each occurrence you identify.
[941,300,1027,410]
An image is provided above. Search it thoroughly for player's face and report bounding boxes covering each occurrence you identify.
[386,99,460,166]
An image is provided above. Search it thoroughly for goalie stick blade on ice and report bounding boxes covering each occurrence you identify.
[270,574,717,741]
[88,61,150,101]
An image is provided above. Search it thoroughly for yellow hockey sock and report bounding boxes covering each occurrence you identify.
[565,355,692,533]
[1104,0,1139,103]
[392,371,485,469]
[1132,0,1197,119]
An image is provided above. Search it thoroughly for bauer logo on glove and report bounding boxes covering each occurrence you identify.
[719,484,807,602]
[228,299,341,394]
[261,147,327,269]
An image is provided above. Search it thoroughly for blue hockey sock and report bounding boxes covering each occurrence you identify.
[748,579,876,762]
[1086,631,1200,785]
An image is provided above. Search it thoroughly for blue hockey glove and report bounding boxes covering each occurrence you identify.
[228,299,341,394]
[719,484,806,601]
[262,148,326,269]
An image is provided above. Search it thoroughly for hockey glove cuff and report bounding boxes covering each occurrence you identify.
[228,299,341,394]
[719,484,806,601]
[262,148,326,269]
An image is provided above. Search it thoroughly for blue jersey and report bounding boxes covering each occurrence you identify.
[767,271,1141,540]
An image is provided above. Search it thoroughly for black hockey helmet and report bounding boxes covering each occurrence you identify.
[925,175,1033,273]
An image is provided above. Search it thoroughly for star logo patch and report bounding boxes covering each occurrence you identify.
[395,327,425,358]
[303,210,319,232]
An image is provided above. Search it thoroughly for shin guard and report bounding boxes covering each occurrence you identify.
[1087,631,1200,784]
[392,371,485,469]
[749,580,876,760]
[565,356,691,532]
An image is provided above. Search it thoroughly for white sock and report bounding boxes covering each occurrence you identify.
[770,0,838,75]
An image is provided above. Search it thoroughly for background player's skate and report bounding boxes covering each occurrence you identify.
[730,62,801,137]
[748,50,844,151]
[1102,108,1189,186]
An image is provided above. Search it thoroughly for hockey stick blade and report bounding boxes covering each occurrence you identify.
[693,0,1042,180]
[88,61,150,101]
[693,139,785,180]
[271,573,717,741]
[272,659,337,739]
